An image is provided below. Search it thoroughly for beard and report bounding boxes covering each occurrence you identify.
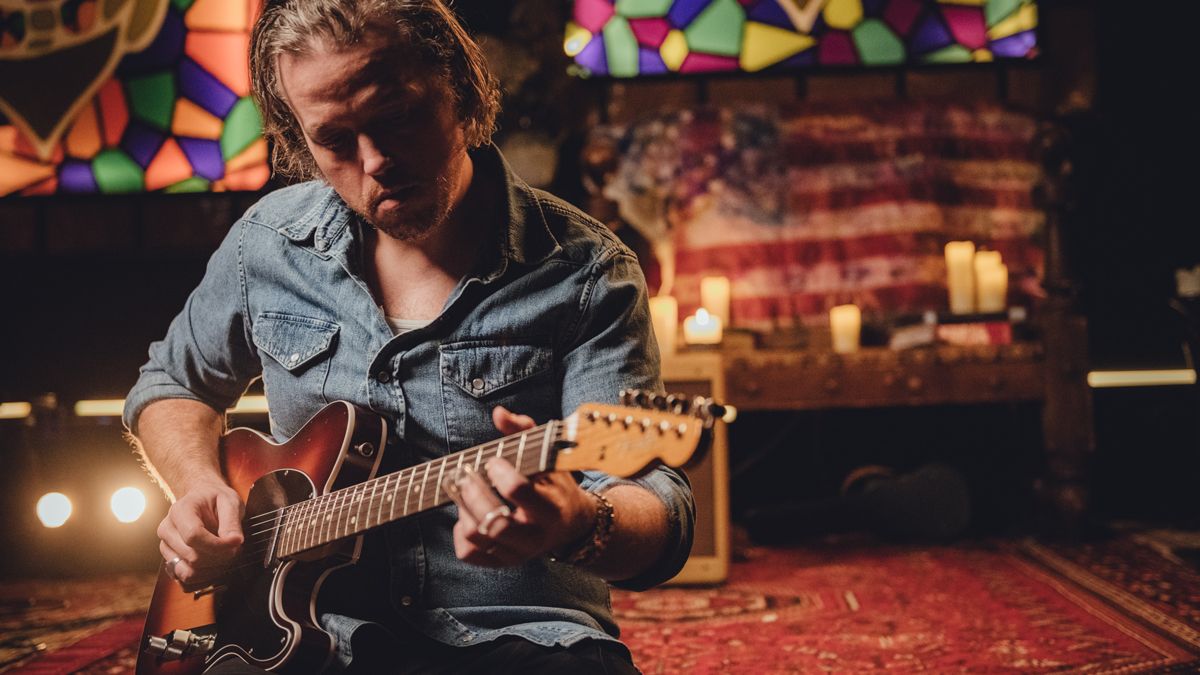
[358,173,454,242]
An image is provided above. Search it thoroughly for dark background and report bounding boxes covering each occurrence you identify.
[1,2,1198,574]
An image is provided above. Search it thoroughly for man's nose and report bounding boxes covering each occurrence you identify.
[358,134,391,176]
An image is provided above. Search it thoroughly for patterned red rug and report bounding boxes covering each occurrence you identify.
[611,541,1200,674]
[5,537,1199,673]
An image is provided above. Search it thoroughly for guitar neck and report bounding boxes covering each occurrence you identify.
[274,422,562,559]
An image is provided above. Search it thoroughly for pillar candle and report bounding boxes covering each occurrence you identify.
[683,308,723,345]
[976,264,1008,313]
[700,276,731,327]
[945,241,976,314]
[648,296,678,356]
[829,304,861,354]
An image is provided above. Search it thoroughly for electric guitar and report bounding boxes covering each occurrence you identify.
[137,390,734,675]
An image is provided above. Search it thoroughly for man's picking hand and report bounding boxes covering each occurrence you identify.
[157,479,244,586]
[449,406,596,567]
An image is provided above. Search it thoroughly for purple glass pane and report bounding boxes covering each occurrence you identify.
[59,160,97,193]
[117,8,184,74]
[747,0,793,29]
[910,11,953,54]
[778,48,816,70]
[178,137,226,181]
[862,0,885,17]
[178,58,238,118]
[575,33,608,75]
[120,121,165,168]
[668,0,711,29]
[990,30,1036,58]
[638,47,668,74]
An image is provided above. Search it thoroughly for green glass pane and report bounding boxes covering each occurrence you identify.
[685,0,745,57]
[126,72,175,131]
[922,44,972,64]
[221,97,263,160]
[985,0,1022,27]
[604,16,639,77]
[165,176,210,193]
[92,149,145,193]
[614,0,672,19]
[852,18,904,65]
[170,0,195,12]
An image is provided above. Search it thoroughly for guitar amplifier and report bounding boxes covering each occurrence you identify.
[661,351,730,585]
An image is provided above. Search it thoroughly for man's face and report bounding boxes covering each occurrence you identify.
[278,38,470,240]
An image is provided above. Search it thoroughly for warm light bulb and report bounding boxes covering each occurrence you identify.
[110,487,147,523]
[37,492,72,528]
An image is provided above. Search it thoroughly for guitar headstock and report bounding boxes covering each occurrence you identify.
[554,390,736,477]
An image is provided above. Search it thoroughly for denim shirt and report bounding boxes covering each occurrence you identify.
[123,145,694,667]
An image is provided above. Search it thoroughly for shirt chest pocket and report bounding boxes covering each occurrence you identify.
[438,340,558,451]
[252,312,339,437]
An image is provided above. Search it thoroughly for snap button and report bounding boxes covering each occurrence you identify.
[471,377,485,391]
[400,595,413,606]
[288,353,300,364]
[377,371,391,383]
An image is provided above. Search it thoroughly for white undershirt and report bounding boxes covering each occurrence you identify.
[384,316,432,335]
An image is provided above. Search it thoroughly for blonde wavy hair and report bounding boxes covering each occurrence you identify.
[250,0,501,180]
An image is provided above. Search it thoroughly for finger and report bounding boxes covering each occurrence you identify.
[214,491,244,544]
[159,541,193,583]
[172,501,232,553]
[453,519,520,567]
[492,406,536,435]
[485,459,546,518]
[157,516,203,568]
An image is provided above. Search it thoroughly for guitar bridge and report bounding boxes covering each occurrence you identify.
[143,627,216,661]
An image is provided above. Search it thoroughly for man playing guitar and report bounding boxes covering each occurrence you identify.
[123,1,694,672]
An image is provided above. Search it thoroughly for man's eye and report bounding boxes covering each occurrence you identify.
[317,133,352,152]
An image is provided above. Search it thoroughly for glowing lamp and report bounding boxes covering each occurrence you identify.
[37,492,72,528]
[111,487,147,523]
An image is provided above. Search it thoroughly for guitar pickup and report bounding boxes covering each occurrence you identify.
[143,627,216,661]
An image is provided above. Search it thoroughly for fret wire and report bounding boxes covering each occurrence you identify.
[516,432,527,478]
[434,456,448,512]
[280,505,293,557]
[540,420,554,473]
[402,464,415,516]
[387,471,397,522]
[416,462,429,513]
[297,497,311,554]
[352,482,365,534]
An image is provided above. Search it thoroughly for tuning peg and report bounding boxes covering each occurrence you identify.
[651,394,669,410]
[634,390,653,409]
[619,389,636,406]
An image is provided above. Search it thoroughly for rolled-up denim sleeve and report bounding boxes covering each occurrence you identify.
[123,222,259,434]
[563,249,695,591]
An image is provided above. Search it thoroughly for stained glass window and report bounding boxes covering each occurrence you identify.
[566,0,1037,78]
[0,0,268,197]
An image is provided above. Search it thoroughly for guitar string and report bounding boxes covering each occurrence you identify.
[242,416,682,546]
[237,424,555,529]
[214,418,687,573]
[216,429,565,574]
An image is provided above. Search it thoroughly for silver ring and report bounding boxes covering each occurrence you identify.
[475,505,511,536]
[165,556,181,579]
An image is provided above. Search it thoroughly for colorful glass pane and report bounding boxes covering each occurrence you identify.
[0,0,267,196]
[568,0,1037,77]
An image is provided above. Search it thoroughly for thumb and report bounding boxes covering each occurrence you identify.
[492,406,536,435]
[215,492,244,544]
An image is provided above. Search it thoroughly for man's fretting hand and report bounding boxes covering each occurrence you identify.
[449,406,597,567]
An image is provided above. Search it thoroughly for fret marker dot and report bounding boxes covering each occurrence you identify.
[350,516,357,523]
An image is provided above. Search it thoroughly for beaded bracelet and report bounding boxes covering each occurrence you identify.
[550,491,615,567]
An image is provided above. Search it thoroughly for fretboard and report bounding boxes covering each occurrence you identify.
[273,421,561,558]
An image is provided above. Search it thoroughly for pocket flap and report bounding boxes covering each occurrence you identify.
[253,312,338,372]
[439,339,553,398]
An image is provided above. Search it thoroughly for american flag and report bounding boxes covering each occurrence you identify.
[594,101,1045,332]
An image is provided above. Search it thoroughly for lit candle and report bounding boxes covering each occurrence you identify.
[700,276,731,327]
[683,308,723,345]
[974,250,1002,275]
[976,263,1008,313]
[648,295,678,356]
[945,241,976,314]
[829,304,861,354]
